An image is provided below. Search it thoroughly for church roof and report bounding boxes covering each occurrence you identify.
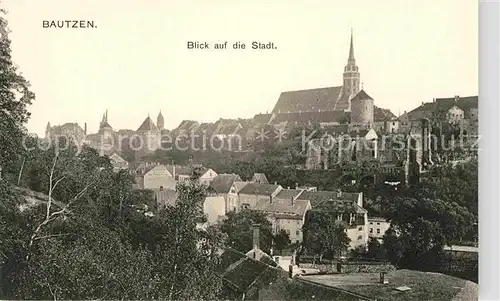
[270,110,348,124]
[137,116,159,132]
[272,86,344,114]
[350,89,373,102]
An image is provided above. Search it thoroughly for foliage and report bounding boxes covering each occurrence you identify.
[218,209,274,253]
[273,229,292,254]
[302,211,351,258]
[0,12,35,172]
[1,143,227,300]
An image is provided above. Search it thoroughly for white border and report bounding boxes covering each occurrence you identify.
[479,1,500,300]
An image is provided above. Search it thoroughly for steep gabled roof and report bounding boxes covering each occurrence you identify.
[233,181,250,193]
[210,174,243,194]
[350,89,373,102]
[374,106,397,122]
[251,173,269,184]
[137,116,160,132]
[272,86,344,114]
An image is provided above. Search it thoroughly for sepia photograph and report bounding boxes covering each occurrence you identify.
[0,0,480,300]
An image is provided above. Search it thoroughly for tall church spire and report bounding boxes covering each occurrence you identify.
[348,28,355,62]
[343,29,361,105]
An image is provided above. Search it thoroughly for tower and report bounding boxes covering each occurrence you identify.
[157,111,165,130]
[350,90,374,128]
[45,122,51,139]
[343,29,361,101]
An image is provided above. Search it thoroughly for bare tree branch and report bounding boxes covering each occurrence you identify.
[33,233,75,241]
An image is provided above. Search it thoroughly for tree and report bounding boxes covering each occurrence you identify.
[218,210,274,253]
[272,229,291,254]
[302,211,351,259]
[365,237,387,260]
[0,11,35,174]
[382,196,474,270]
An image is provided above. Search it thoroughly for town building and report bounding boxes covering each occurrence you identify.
[368,217,391,241]
[399,95,478,135]
[253,189,311,244]
[300,190,368,250]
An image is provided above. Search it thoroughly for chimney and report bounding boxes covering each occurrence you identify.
[455,95,460,102]
[172,164,176,179]
[274,181,277,185]
[433,98,436,103]
[421,102,424,106]
[84,122,87,135]
[287,186,290,189]
[295,182,299,189]
[252,224,260,250]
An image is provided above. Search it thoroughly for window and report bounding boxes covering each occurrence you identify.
[377,229,381,234]
[357,235,362,240]
[369,228,373,233]
[358,227,362,231]
[376,223,380,225]
[296,230,300,236]
[369,222,373,225]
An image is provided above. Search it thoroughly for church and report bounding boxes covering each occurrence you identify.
[270,30,378,131]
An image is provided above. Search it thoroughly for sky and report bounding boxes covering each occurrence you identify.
[2,0,477,137]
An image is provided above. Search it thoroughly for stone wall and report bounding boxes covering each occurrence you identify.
[298,261,395,274]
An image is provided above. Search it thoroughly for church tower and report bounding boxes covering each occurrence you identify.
[157,111,165,130]
[45,122,51,139]
[343,29,361,101]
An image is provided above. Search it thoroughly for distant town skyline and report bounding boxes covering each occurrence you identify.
[2,0,477,137]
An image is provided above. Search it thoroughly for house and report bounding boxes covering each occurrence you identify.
[109,153,129,172]
[373,107,399,134]
[210,174,243,212]
[251,173,269,184]
[204,195,226,224]
[227,181,250,212]
[399,95,478,133]
[368,217,390,241]
[217,225,284,300]
[199,168,218,186]
[301,190,368,250]
[253,189,311,244]
[131,163,176,190]
[237,183,282,210]
[165,165,192,184]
